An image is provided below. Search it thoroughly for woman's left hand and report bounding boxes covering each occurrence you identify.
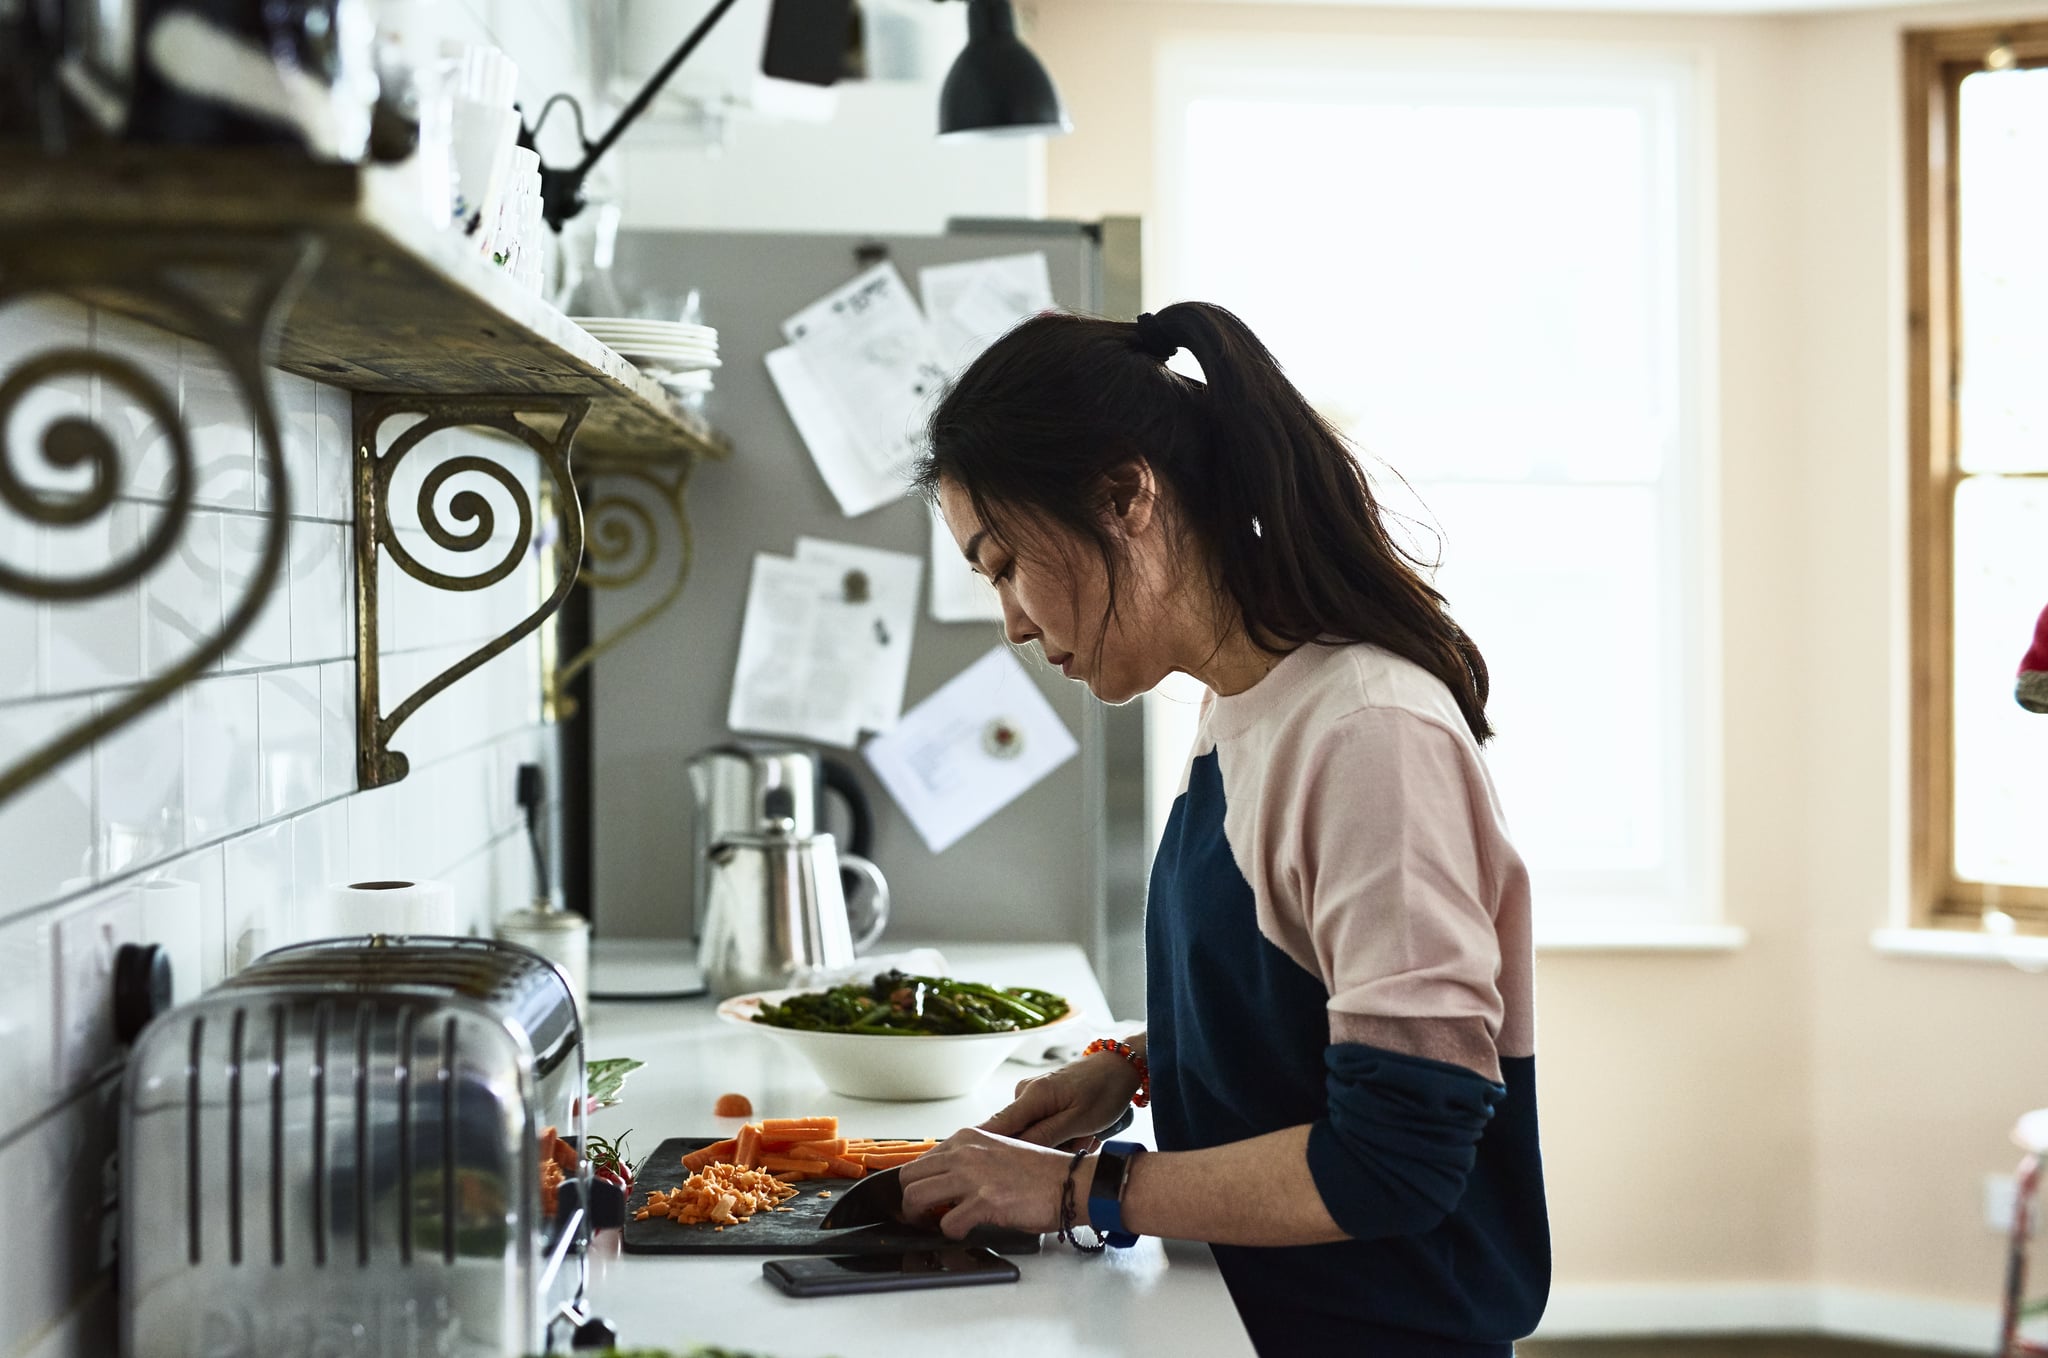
[896,1127,1080,1239]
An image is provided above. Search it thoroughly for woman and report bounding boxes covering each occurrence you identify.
[897,303,1549,1357]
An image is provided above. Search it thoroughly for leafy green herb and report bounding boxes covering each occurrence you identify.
[751,971,1069,1037]
[587,1057,645,1108]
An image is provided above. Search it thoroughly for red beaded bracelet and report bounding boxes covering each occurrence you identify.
[1084,1038,1151,1108]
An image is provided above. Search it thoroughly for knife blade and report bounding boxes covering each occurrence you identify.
[819,1165,907,1230]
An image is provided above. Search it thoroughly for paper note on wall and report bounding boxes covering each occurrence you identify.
[862,646,1078,854]
[927,503,1004,624]
[765,345,903,518]
[919,252,1057,375]
[782,261,947,499]
[792,537,923,735]
[727,553,867,748]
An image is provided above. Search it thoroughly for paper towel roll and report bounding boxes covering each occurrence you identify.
[328,880,457,936]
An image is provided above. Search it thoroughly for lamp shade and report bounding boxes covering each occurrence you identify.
[939,0,1071,139]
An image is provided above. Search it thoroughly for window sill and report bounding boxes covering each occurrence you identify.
[1535,923,1748,953]
[1870,927,2048,967]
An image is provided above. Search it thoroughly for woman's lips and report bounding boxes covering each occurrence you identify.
[1047,651,1075,677]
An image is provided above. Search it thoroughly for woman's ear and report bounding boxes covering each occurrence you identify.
[1103,459,1158,538]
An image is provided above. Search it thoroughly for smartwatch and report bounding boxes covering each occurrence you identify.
[1086,1140,1148,1248]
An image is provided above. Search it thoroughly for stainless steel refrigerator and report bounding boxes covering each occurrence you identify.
[579,218,1149,1018]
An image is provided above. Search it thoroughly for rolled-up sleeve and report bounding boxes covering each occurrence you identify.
[1306,1042,1504,1239]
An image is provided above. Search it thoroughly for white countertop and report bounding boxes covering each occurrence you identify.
[578,942,1254,1358]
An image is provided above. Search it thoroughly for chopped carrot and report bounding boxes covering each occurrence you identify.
[788,1140,846,1162]
[773,1168,819,1182]
[681,1138,738,1173]
[760,1154,822,1172]
[714,1093,754,1118]
[858,1150,931,1170]
[735,1124,762,1170]
[824,1155,868,1179]
[760,1117,838,1138]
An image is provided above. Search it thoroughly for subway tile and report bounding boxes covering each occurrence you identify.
[94,687,185,876]
[438,746,494,875]
[288,519,347,663]
[320,659,357,800]
[291,800,350,942]
[257,667,321,822]
[91,309,182,502]
[141,507,223,676]
[141,849,220,1005]
[182,672,259,843]
[346,780,402,882]
[0,906,55,1142]
[40,501,143,694]
[0,1073,120,1358]
[222,820,291,972]
[219,508,291,669]
[395,761,449,884]
[268,369,318,520]
[178,341,257,510]
[0,297,94,503]
[312,379,353,522]
[0,696,96,915]
[0,521,42,701]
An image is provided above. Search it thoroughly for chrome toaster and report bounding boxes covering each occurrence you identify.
[122,936,608,1358]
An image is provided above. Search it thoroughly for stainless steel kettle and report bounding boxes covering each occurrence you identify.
[685,741,885,937]
[698,786,890,998]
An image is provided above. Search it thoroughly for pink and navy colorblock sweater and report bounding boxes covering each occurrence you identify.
[1146,641,1549,1356]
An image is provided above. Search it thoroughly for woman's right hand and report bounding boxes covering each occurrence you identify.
[978,1050,1144,1151]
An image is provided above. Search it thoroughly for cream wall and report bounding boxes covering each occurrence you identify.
[1036,0,2048,1330]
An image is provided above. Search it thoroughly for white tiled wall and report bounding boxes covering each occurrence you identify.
[0,290,563,1358]
[0,8,600,1353]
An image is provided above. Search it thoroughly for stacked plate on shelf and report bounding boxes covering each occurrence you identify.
[573,318,720,399]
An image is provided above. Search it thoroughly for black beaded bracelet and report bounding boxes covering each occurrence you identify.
[1057,1147,1107,1254]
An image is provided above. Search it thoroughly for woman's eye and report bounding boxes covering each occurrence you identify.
[993,561,1017,584]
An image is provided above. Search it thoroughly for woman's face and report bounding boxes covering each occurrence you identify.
[936,477,1174,705]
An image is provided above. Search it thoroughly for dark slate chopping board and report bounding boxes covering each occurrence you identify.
[620,1137,1041,1256]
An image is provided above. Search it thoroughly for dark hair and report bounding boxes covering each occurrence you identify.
[915,302,1492,743]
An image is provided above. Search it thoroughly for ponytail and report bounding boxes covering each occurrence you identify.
[918,303,1492,743]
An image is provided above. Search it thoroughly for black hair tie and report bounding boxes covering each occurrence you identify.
[1132,312,1179,361]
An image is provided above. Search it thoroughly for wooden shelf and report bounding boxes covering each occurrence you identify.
[0,149,726,463]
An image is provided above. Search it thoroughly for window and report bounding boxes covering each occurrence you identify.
[1150,38,1718,941]
[1906,24,2048,929]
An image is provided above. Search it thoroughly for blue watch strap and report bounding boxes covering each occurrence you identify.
[1087,1140,1147,1248]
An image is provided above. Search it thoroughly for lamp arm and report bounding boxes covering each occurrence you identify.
[573,0,748,180]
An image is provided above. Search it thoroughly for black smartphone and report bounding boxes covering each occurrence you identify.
[763,1247,1022,1298]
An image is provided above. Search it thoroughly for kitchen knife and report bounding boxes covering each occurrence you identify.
[819,1165,906,1230]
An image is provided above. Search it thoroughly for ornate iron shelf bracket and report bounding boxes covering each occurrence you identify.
[354,393,590,789]
[545,450,697,722]
[0,233,322,812]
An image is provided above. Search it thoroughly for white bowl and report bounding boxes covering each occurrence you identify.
[718,985,1083,1102]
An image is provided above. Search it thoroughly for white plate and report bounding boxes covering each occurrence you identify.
[717,984,1083,1102]
[620,351,722,370]
[574,317,718,338]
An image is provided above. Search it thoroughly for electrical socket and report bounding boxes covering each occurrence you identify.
[1986,1172,2036,1236]
[53,889,142,1091]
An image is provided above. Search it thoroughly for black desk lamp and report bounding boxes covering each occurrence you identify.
[521,0,853,232]
[938,0,1071,139]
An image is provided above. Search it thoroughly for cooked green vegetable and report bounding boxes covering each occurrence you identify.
[750,971,1069,1036]
[587,1057,645,1108]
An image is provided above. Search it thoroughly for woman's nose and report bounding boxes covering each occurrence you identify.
[1001,598,1037,648]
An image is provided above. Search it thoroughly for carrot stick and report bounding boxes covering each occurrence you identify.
[858,1150,931,1170]
[788,1140,846,1162]
[825,1155,868,1179]
[681,1138,737,1172]
[773,1168,819,1182]
[760,1154,822,1172]
[736,1124,762,1169]
[760,1117,838,1137]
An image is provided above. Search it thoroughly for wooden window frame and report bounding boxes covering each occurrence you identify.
[1905,21,2048,929]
